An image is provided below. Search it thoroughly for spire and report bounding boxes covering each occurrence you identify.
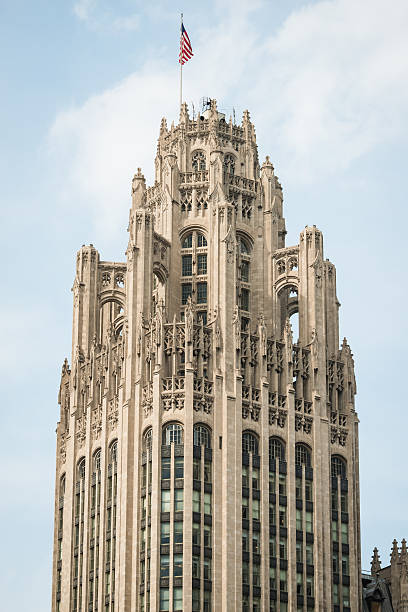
[179,102,189,125]
[391,539,399,563]
[159,117,168,137]
[401,539,408,560]
[371,547,382,575]
[61,358,70,376]
[131,168,146,209]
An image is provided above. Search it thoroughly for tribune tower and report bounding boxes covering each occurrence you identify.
[52,100,361,612]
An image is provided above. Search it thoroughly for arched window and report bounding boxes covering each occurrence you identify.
[109,441,118,465]
[240,238,250,255]
[163,423,184,445]
[224,154,235,175]
[237,236,251,313]
[93,449,101,473]
[60,474,66,496]
[331,455,347,478]
[269,437,285,461]
[295,444,312,467]
[77,458,86,480]
[143,427,153,453]
[192,151,206,172]
[194,424,211,448]
[242,431,259,454]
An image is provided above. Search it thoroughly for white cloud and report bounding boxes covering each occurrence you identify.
[113,13,139,31]
[73,0,96,21]
[73,0,139,31]
[52,0,408,240]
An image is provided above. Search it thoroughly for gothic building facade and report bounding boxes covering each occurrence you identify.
[52,99,361,611]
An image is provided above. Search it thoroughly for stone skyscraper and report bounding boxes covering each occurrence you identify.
[52,99,361,611]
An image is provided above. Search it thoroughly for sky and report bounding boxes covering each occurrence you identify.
[1,0,408,608]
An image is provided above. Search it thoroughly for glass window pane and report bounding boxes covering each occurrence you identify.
[204,492,212,515]
[241,289,249,311]
[174,521,183,543]
[173,555,183,577]
[174,489,184,511]
[197,282,207,304]
[160,522,170,544]
[161,490,170,512]
[192,523,200,545]
[204,461,212,483]
[252,498,260,520]
[182,234,192,249]
[182,255,192,276]
[161,457,171,480]
[241,260,249,282]
[198,254,207,275]
[197,233,207,247]
[174,457,184,479]
[160,555,169,577]
[160,588,169,611]
[182,284,192,305]
[193,490,201,513]
[193,458,201,481]
[203,525,211,548]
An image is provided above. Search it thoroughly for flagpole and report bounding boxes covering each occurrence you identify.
[180,13,183,109]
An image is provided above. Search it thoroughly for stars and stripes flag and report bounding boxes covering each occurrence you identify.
[179,22,193,65]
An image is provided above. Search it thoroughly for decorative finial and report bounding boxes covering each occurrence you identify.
[262,155,274,171]
[371,547,381,575]
[61,358,69,375]
[159,117,168,136]
[179,102,189,123]
[133,167,145,182]
[391,539,399,562]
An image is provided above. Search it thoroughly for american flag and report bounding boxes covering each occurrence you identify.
[179,23,193,65]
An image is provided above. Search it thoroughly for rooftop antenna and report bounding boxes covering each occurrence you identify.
[200,97,212,115]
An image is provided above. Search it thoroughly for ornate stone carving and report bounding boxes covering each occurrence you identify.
[76,416,86,447]
[108,399,119,431]
[91,405,102,440]
[223,225,235,263]
[310,250,323,288]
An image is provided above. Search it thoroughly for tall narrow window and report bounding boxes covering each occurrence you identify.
[88,450,102,610]
[242,431,261,605]
[191,425,212,608]
[331,454,348,607]
[237,236,251,327]
[72,459,86,611]
[294,444,314,609]
[105,441,118,611]
[180,231,208,321]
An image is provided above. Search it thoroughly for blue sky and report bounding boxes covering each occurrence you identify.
[1,0,408,608]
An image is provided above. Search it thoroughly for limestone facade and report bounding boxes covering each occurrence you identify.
[52,99,361,611]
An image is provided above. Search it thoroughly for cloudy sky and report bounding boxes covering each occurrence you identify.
[1,0,408,608]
